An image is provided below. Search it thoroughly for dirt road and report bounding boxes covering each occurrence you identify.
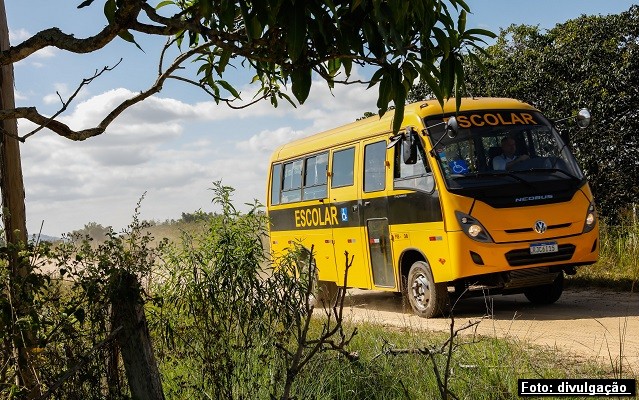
[342,287,639,374]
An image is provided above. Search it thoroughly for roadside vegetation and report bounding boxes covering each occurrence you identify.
[70,206,637,293]
[4,184,630,398]
[2,1,637,397]
[566,214,639,291]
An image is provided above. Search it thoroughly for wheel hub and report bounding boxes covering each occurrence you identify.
[411,274,430,308]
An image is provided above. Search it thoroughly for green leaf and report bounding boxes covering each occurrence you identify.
[118,30,144,52]
[455,0,471,13]
[376,73,392,114]
[78,0,95,8]
[278,91,296,108]
[392,102,405,134]
[175,30,185,48]
[433,27,450,57]
[200,0,214,20]
[328,58,341,77]
[454,55,464,110]
[438,54,456,100]
[368,68,385,89]
[104,0,116,23]
[464,28,497,39]
[458,9,467,34]
[156,0,174,9]
[291,68,312,104]
[285,0,307,62]
[402,62,418,85]
[215,49,232,75]
[239,0,253,40]
[390,72,406,133]
[219,0,236,27]
[218,80,241,99]
[363,21,384,59]
[342,58,353,77]
[423,73,443,105]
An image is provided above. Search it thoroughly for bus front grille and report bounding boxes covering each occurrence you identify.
[504,223,572,234]
[505,244,576,266]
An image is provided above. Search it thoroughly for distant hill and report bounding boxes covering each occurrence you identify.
[29,234,61,243]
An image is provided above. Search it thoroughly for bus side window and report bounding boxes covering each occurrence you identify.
[332,147,355,188]
[393,141,434,193]
[364,141,386,192]
[281,159,303,203]
[303,152,328,200]
[270,163,282,205]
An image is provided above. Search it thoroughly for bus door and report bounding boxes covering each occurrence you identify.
[361,139,395,289]
[328,144,369,288]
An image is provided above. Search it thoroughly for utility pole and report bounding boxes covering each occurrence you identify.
[0,0,38,396]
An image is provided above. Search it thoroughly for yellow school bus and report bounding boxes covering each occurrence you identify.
[266,97,598,317]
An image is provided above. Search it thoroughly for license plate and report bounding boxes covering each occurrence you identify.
[530,241,558,255]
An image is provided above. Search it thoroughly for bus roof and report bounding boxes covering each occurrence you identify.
[270,97,538,163]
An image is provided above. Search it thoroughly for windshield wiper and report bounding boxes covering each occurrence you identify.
[453,171,534,187]
[513,168,581,181]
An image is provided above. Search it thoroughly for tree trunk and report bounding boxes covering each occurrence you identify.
[111,270,165,400]
[0,0,38,396]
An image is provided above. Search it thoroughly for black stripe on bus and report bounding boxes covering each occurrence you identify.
[268,191,443,232]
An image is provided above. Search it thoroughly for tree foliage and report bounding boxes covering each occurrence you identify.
[0,1,495,396]
[1,0,493,139]
[410,6,639,221]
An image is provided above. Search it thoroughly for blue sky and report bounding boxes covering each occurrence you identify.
[5,0,637,236]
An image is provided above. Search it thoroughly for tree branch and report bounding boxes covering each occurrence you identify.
[0,0,144,66]
[1,41,218,141]
[20,60,122,141]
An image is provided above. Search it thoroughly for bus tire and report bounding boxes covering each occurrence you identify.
[405,261,449,318]
[524,271,564,305]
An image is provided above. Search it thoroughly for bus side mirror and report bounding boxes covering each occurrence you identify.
[403,127,418,164]
[427,117,459,158]
[445,117,459,138]
[557,108,591,145]
[576,108,591,129]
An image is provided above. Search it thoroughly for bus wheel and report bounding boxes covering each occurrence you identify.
[524,271,564,305]
[406,261,449,318]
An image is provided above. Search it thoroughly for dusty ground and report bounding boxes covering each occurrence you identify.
[340,287,639,375]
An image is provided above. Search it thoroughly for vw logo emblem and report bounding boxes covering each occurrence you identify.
[534,220,547,234]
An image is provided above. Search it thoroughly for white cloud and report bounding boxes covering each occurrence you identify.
[19,66,379,235]
[238,127,309,153]
[9,28,30,42]
[14,90,27,101]
[32,48,57,59]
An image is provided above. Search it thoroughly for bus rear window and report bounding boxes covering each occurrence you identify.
[270,163,282,205]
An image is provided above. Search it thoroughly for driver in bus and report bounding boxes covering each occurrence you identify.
[493,136,529,170]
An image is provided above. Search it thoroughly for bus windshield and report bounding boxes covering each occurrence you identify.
[425,110,585,192]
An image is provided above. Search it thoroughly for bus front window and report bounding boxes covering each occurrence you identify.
[426,111,585,192]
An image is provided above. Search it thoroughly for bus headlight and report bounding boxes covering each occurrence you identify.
[455,211,493,243]
[583,203,597,233]
[468,224,483,237]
